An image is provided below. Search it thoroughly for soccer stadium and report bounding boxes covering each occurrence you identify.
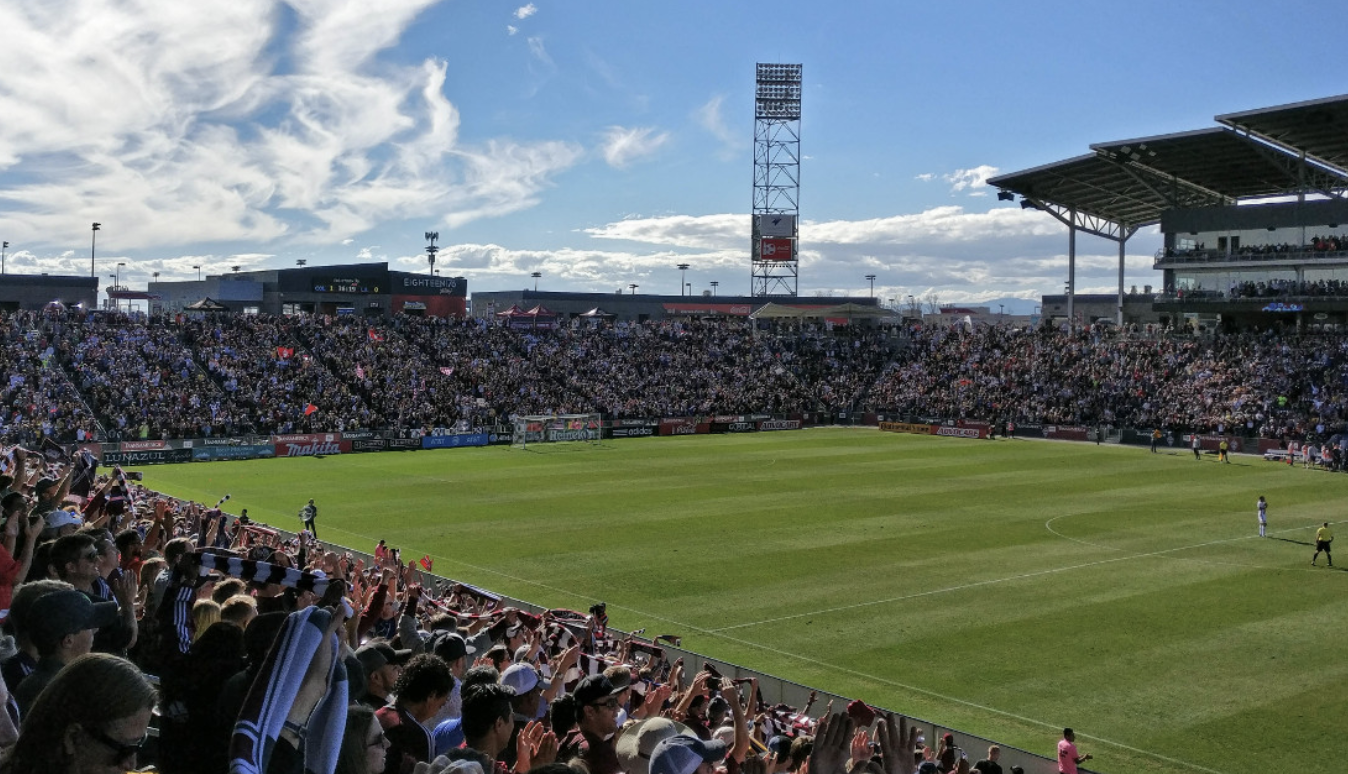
[5,30,1348,774]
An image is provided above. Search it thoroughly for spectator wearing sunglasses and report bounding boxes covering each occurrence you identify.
[0,652,155,774]
[559,675,626,774]
[48,533,137,655]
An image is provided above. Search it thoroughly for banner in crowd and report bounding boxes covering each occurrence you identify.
[271,433,351,457]
[192,445,276,462]
[421,433,489,449]
[104,448,194,466]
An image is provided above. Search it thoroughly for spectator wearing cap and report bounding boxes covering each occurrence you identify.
[12,588,119,715]
[1,652,156,774]
[0,580,70,701]
[356,640,413,709]
[499,662,550,769]
[559,674,625,774]
[49,532,137,655]
[41,508,81,541]
[29,473,70,520]
[377,653,454,774]
[936,732,960,773]
[424,631,476,728]
[649,733,729,774]
[616,717,691,774]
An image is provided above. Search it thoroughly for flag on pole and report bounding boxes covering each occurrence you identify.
[367,329,384,342]
[276,346,294,360]
[419,555,433,571]
[303,403,318,416]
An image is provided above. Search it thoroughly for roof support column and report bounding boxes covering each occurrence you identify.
[1117,226,1127,326]
[1067,208,1076,328]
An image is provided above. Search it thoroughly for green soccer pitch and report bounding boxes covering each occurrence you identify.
[143,429,1348,774]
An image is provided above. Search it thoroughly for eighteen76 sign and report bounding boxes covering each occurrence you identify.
[758,237,794,262]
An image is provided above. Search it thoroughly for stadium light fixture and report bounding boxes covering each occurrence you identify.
[425,231,440,276]
[629,283,639,295]
[1,241,7,275]
[531,271,542,291]
[90,223,100,278]
[193,264,201,280]
[710,281,718,296]
[297,259,307,266]
[677,263,690,296]
[865,274,876,298]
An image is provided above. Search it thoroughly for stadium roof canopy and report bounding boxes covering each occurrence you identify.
[1217,94,1348,173]
[987,96,1348,240]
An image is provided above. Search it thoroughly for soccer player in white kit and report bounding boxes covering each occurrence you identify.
[1257,495,1267,537]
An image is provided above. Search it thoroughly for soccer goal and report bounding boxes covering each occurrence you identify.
[511,413,603,450]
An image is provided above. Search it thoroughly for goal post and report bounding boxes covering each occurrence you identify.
[511,413,603,450]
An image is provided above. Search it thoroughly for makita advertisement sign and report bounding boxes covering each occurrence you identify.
[272,434,350,457]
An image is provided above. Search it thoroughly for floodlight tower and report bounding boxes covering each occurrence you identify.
[425,232,440,275]
[750,63,802,297]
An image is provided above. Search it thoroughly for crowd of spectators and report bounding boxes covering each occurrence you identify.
[4,308,1348,448]
[0,313,99,447]
[868,323,1348,440]
[61,316,216,441]
[0,447,1031,774]
[1228,278,1348,299]
[1163,232,1348,260]
[183,315,374,435]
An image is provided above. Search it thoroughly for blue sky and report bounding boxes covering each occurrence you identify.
[1,0,1345,309]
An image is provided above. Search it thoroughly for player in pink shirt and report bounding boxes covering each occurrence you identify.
[1057,728,1091,774]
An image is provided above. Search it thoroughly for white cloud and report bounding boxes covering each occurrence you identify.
[943,165,999,194]
[0,0,581,252]
[527,36,554,68]
[598,126,671,169]
[695,95,742,156]
[914,173,936,182]
[507,25,518,35]
[515,4,537,20]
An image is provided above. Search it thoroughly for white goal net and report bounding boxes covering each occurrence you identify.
[511,413,603,450]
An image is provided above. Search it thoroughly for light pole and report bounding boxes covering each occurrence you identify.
[193,265,201,281]
[297,259,307,267]
[710,281,718,296]
[90,223,100,278]
[677,263,690,296]
[629,283,639,295]
[1,241,7,275]
[998,303,1004,320]
[865,274,876,298]
[531,271,542,291]
[425,231,439,275]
